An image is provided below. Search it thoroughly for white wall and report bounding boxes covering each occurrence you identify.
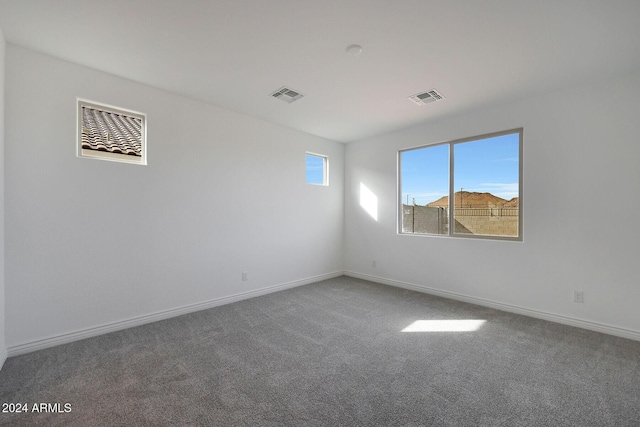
[0,28,7,368]
[5,46,344,353]
[345,70,640,339]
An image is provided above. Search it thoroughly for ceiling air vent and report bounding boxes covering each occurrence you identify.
[271,86,304,103]
[408,89,445,106]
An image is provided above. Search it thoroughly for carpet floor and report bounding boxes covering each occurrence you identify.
[1,276,639,426]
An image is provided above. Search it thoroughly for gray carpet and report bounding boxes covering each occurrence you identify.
[1,276,639,426]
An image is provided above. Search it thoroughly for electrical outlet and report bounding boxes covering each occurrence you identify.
[573,291,584,303]
[242,272,248,281]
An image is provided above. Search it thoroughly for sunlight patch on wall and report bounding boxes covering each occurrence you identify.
[402,319,486,332]
[360,182,378,221]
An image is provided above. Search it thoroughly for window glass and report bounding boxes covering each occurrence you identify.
[306,153,328,185]
[399,129,522,240]
[400,144,449,234]
[78,99,146,165]
[453,133,520,237]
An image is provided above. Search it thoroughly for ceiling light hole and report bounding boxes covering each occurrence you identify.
[346,44,363,56]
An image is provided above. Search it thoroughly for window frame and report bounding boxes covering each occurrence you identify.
[306,152,329,186]
[398,128,523,241]
[77,99,147,165]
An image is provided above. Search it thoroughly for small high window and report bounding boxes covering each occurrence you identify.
[306,153,328,185]
[399,129,522,240]
[77,99,147,165]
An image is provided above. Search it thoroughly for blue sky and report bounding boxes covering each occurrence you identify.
[400,132,520,206]
[306,153,325,185]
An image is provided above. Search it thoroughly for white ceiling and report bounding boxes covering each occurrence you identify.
[1,0,640,142]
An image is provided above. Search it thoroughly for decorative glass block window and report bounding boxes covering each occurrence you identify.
[306,152,328,185]
[77,99,147,165]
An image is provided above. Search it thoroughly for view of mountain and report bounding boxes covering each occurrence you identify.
[426,191,518,208]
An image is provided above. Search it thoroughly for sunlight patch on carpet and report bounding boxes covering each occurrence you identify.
[401,319,486,332]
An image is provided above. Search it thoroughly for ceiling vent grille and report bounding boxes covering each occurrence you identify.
[271,86,304,103]
[408,89,445,106]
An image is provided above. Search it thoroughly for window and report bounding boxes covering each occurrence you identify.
[399,128,522,240]
[306,152,328,185]
[77,99,147,165]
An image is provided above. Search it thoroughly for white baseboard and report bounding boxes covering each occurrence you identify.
[345,271,640,342]
[7,271,343,357]
[0,347,7,372]
[9,269,638,358]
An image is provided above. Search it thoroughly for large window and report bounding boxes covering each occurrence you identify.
[399,129,522,240]
[77,99,147,165]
